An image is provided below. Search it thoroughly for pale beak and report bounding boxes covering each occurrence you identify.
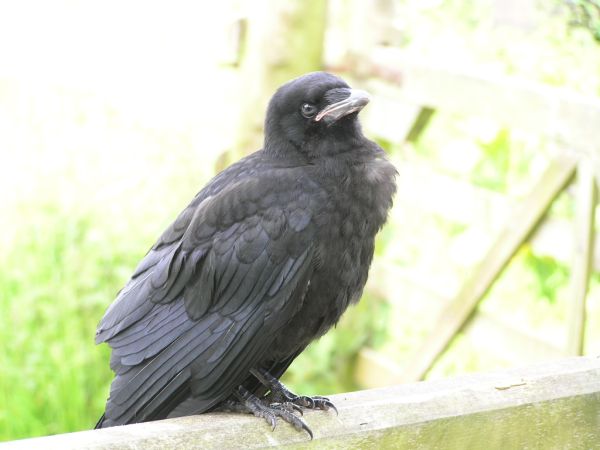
[315,89,371,123]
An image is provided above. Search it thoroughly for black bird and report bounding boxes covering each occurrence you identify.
[95,72,397,436]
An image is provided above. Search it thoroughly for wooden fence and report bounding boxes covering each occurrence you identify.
[1,357,598,449]
[217,2,600,387]
[327,44,600,385]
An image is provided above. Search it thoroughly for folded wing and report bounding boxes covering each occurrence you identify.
[96,169,321,426]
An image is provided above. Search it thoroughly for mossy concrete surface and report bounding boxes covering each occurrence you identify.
[2,356,599,449]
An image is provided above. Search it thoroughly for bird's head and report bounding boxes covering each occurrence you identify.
[264,72,370,157]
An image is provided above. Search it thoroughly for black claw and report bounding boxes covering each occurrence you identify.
[324,400,338,416]
[311,396,337,413]
[269,414,277,431]
[287,412,312,438]
[234,385,315,439]
[300,395,315,408]
[247,369,341,438]
[287,402,304,416]
[274,405,312,438]
[301,422,314,440]
[272,402,303,416]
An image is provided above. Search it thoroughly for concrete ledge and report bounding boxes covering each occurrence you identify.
[2,357,600,449]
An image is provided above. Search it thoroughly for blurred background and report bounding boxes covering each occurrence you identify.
[1,0,600,441]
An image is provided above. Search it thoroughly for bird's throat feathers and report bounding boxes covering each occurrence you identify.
[264,119,366,160]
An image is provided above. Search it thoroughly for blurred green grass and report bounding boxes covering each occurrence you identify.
[0,182,199,439]
[0,209,121,438]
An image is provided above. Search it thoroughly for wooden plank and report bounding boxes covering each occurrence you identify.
[3,357,599,449]
[383,160,600,269]
[355,347,405,388]
[329,48,600,157]
[398,154,577,382]
[530,217,600,271]
[361,95,429,143]
[393,159,511,228]
[356,309,566,389]
[218,0,327,168]
[566,163,597,355]
[405,106,435,143]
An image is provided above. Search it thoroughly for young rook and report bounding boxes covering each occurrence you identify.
[95,72,397,437]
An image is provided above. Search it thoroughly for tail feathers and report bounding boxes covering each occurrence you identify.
[94,413,107,429]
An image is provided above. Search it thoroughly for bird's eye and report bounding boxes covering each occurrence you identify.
[300,103,318,118]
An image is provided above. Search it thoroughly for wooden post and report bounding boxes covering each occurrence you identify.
[217,0,327,170]
[399,154,578,382]
[566,162,597,355]
[404,106,435,143]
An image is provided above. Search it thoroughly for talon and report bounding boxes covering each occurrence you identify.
[290,403,304,416]
[268,413,277,431]
[301,421,314,440]
[329,402,339,416]
[272,402,303,416]
[273,404,313,438]
[233,385,314,438]
[323,400,338,415]
[300,395,315,408]
[247,368,339,436]
[286,412,313,438]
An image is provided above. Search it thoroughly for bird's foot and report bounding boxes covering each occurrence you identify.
[251,368,338,415]
[233,386,313,438]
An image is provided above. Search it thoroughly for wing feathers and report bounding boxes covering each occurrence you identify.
[98,167,322,425]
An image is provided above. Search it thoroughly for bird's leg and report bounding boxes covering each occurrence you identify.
[232,386,313,439]
[250,368,338,414]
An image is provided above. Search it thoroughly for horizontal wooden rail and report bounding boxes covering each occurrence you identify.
[2,357,599,449]
[330,47,600,158]
[399,155,578,381]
